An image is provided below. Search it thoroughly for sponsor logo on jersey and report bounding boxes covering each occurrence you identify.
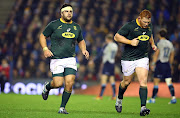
[62,32,75,38]
[74,26,77,30]
[67,28,71,32]
[134,27,139,31]
[57,25,62,29]
[138,35,149,41]
[142,32,146,35]
[148,27,151,31]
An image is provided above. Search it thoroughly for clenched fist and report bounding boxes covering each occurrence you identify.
[131,38,139,46]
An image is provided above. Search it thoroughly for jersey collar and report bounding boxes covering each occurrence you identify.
[60,18,72,24]
[136,18,151,29]
[136,18,142,28]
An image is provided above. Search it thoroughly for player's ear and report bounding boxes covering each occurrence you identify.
[60,12,63,17]
[138,16,141,20]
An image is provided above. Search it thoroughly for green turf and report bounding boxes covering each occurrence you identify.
[0,94,179,118]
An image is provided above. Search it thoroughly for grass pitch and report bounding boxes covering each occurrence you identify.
[0,94,179,118]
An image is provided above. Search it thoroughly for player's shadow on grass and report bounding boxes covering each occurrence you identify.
[70,110,137,115]
[13,108,55,113]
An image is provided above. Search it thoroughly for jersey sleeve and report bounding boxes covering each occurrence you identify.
[43,22,54,37]
[77,27,84,43]
[117,23,130,36]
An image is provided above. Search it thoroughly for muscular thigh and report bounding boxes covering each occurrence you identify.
[135,67,148,86]
[135,67,148,79]
[52,76,64,86]
[65,75,75,85]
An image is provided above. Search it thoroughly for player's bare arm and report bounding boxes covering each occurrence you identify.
[39,33,54,58]
[149,34,157,51]
[78,40,89,60]
[150,48,160,71]
[169,51,175,66]
[114,33,139,46]
[169,50,175,72]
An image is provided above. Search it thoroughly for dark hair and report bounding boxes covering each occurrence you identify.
[159,28,167,38]
[105,33,113,40]
[60,3,72,11]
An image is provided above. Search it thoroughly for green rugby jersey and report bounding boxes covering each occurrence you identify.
[117,19,153,61]
[43,18,83,59]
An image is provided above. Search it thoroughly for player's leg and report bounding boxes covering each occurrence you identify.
[147,60,162,103]
[109,76,116,100]
[136,67,150,116]
[115,60,135,113]
[135,57,150,116]
[152,78,160,99]
[164,62,176,104]
[42,58,65,100]
[58,68,76,114]
[96,74,108,100]
[147,78,160,103]
[42,76,64,100]
[115,75,133,113]
[109,63,116,100]
[165,78,176,104]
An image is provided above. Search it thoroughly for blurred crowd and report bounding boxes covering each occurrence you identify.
[0,0,180,82]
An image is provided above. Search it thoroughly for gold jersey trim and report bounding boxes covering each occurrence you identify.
[60,18,72,24]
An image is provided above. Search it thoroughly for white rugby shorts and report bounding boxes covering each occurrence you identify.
[50,57,77,74]
[121,57,149,76]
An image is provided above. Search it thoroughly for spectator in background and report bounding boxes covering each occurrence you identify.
[156,6,170,22]
[0,59,10,93]
[0,0,179,82]
[169,29,180,44]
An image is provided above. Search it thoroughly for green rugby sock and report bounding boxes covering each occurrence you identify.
[118,83,129,99]
[60,90,72,108]
[46,81,53,91]
[139,86,147,107]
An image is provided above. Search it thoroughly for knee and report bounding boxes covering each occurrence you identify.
[65,80,74,87]
[52,80,63,88]
[124,80,130,86]
[65,80,74,91]
[139,78,147,86]
[53,83,61,87]
[101,78,107,84]
[165,78,172,86]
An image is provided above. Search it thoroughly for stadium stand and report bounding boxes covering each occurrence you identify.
[0,0,179,83]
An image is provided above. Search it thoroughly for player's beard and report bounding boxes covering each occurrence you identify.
[63,16,72,22]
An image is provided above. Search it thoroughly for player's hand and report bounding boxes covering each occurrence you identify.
[43,49,54,58]
[150,65,155,72]
[131,38,139,46]
[152,44,157,51]
[82,50,89,60]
